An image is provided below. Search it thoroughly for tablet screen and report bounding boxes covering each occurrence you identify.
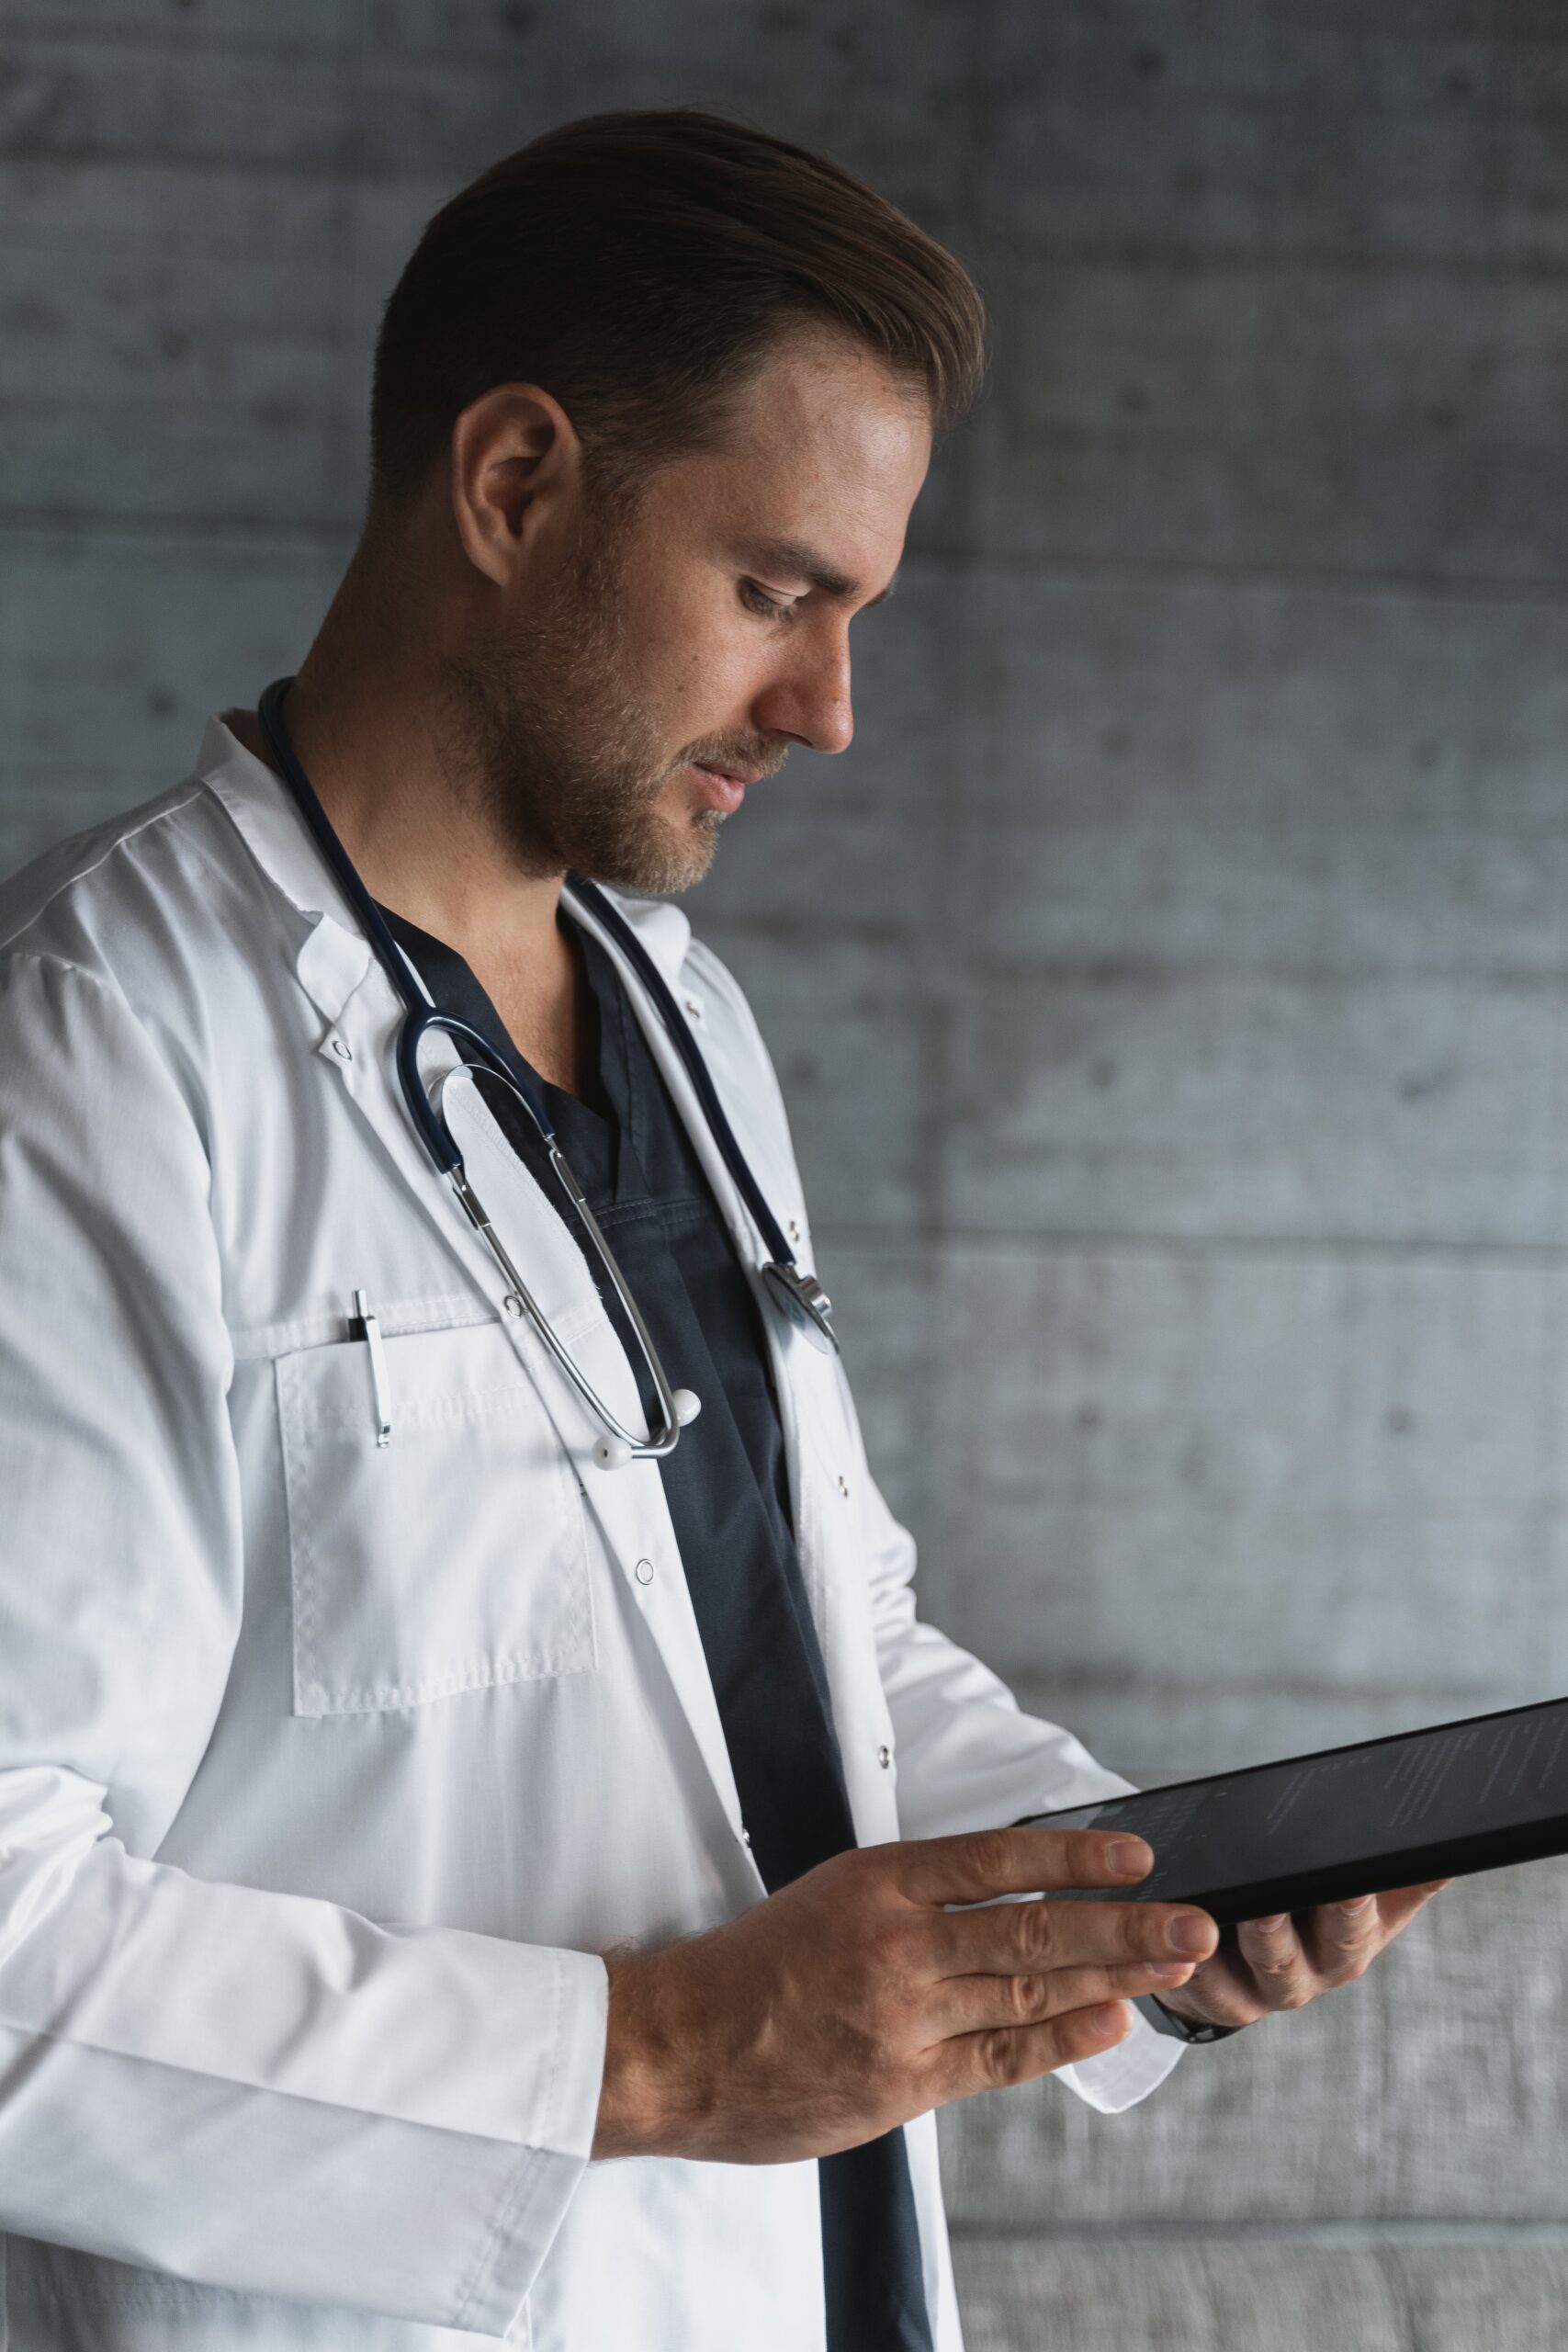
[1023,1695,1568,1920]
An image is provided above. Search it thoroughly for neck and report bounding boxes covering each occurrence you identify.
[225,548,592,1094]
[276,554,567,959]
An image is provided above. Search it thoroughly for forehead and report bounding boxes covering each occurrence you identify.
[654,330,931,560]
[723,329,932,470]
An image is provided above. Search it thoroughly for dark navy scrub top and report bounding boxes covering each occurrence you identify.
[379,903,933,2352]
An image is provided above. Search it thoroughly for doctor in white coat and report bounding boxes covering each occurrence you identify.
[0,110,1442,2352]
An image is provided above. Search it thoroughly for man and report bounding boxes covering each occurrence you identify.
[0,112,1439,2350]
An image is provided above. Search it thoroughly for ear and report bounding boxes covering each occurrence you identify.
[449,383,582,588]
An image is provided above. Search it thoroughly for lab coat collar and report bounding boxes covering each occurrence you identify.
[195,714,696,1018]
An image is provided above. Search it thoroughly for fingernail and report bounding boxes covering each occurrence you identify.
[1091,2001,1131,2039]
[1107,1838,1152,1878]
[1252,1915,1287,1932]
[1167,1915,1213,1956]
[1147,1962,1191,1984]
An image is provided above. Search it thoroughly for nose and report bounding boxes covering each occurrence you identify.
[752,624,853,757]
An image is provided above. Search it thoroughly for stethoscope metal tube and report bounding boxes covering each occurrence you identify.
[437,1080,701,1472]
[255,677,836,1472]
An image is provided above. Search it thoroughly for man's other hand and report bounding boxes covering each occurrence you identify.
[591,1827,1217,2164]
[1154,1880,1450,2031]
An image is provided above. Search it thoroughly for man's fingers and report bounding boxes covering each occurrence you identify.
[932,1891,1217,1979]
[1234,1911,1314,2007]
[897,1826,1154,1907]
[1164,1880,1455,2035]
[933,1999,1135,2101]
[1154,1945,1263,2030]
[933,1957,1195,2037]
[1304,1877,1446,1970]
[1306,1894,1382,1979]
[1374,1879,1450,1932]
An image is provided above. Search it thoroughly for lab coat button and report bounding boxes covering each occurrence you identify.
[877,1745,893,1770]
[739,1826,752,1847]
[502,1292,524,1317]
[837,1474,850,1498]
[634,1557,655,1586]
[330,1036,352,1061]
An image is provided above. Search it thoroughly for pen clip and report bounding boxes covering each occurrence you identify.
[349,1288,393,1448]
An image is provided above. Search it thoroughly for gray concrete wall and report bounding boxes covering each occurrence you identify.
[4,4,1567,2342]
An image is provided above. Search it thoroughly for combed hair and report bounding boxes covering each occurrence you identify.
[369,108,986,509]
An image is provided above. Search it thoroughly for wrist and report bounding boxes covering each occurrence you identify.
[592,1947,706,2159]
[592,1952,655,2158]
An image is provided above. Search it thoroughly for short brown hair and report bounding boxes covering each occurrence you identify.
[368,108,986,511]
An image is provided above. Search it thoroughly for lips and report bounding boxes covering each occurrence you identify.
[691,763,752,814]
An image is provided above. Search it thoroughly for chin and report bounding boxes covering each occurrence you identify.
[583,813,720,899]
[650,821,721,897]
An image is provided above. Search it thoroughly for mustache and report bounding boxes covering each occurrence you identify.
[676,736,790,783]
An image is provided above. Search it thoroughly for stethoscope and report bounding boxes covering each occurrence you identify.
[256,679,838,1471]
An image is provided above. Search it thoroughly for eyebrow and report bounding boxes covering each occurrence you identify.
[748,537,897,609]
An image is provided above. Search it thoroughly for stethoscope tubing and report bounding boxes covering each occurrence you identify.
[254,677,834,1467]
[566,873,797,1274]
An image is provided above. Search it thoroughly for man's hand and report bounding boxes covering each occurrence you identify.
[592,1827,1218,2163]
[1154,1880,1450,2031]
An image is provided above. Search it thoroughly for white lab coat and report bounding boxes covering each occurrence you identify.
[0,719,1178,2351]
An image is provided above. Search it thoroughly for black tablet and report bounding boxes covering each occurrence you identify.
[1020,1693,1568,1925]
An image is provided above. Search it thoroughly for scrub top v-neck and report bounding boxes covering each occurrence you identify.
[378,903,935,2352]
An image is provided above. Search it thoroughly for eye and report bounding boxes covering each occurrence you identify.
[739,579,796,622]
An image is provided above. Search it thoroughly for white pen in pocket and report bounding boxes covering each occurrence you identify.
[348,1289,393,1448]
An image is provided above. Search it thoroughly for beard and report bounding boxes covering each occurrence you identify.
[437,506,783,897]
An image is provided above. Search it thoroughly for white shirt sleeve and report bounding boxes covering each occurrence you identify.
[0,951,606,2334]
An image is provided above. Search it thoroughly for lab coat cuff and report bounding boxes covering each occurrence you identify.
[1056,2005,1184,2115]
[457,1946,609,2341]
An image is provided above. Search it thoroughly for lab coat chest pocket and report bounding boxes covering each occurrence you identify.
[276,1318,595,1717]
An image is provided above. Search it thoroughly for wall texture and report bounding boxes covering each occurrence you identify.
[4,4,1567,2342]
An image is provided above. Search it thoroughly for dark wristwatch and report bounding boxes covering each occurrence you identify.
[1136,1994,1240,2045]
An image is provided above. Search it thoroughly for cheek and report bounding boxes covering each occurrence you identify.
[617,630,701,742]
[619,585,763,732]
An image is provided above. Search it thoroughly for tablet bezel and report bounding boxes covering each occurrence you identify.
[1020,1691,1568,1925]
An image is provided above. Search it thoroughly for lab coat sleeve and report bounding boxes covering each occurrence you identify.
[0,952,606,2335]
[834,1361,1184,2115]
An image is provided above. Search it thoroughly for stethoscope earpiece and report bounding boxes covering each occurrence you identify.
[593,1390,696,1471]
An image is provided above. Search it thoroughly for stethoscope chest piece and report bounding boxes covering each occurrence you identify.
[762,1261,839,1356]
